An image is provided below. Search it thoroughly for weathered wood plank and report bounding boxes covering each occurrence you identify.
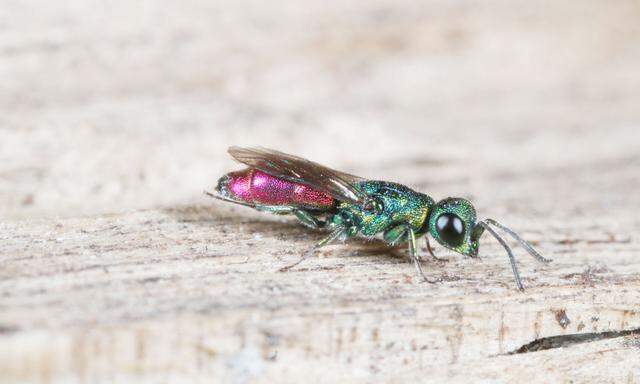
[1,203,639,382]
[2,0,640,382]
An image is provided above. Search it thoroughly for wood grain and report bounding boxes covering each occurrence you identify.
[1,0,640,382]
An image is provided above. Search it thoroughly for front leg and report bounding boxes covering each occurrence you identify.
[384,225,440,283]
[425,237,448,262]
[406,227,440,284]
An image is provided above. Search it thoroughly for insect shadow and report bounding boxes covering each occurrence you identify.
[162,204,414,263]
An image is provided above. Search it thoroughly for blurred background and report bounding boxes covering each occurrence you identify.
[2,0,639,220]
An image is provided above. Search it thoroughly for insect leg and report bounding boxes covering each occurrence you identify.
[425,237,448,262]
[383,225,407,245]
[477,222,524,291]
[204,190,294,214]
[253,205,297,214]
[279,226,346,272]
[204,190,255,208]
[484,219,552,263]
[293,209,325,229]
[407,227,440,284]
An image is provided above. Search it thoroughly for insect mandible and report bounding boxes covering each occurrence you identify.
[207,146,551,290]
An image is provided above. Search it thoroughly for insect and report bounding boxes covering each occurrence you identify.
[207,146,551,290]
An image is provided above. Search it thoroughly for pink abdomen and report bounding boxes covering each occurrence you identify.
[216,168,335,210]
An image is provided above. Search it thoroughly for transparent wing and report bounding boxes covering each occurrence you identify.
[228,146,368,205]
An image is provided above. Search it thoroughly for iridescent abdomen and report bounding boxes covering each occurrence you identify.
[216,168,335,210]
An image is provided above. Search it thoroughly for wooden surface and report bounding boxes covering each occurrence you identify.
[2,1,640,383]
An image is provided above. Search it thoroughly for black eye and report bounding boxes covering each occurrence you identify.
[436,213,465,246]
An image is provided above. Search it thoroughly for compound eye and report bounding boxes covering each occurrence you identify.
[436,213,465,246]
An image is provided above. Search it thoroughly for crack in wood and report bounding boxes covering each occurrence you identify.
[507,328,640,354]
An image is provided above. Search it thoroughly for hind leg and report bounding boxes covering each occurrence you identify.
[205,190,296,214]
[292,209,325,229]
[279,226,347,271]
[206,190,325,228]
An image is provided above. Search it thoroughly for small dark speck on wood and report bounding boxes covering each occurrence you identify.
[553,309,571,329]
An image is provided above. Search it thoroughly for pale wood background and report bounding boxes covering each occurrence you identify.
[1,1,640,383]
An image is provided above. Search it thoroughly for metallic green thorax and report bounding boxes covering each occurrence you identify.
[330,181,434,238]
